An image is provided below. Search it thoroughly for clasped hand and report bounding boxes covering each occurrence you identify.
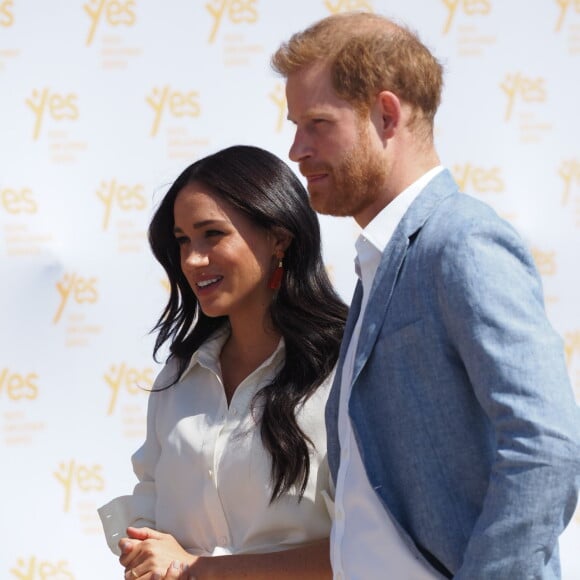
[119,526,197,580]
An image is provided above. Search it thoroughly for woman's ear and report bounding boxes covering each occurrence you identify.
[271,226,293,253]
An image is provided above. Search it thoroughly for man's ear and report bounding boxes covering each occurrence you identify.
[271,226,293,253]
[375,90,401,139]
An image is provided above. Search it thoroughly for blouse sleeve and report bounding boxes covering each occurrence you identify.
[98,361,174,555]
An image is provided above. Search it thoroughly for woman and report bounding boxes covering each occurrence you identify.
[98,145,347,579]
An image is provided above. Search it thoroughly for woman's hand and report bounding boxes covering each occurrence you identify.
[162,560,188,580]
[119,526,196,579]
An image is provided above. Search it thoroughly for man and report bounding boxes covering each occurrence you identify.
[272,12,580,579]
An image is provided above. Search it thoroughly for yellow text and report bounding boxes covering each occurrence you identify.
[205,0,258,44]
[53,459,104,513]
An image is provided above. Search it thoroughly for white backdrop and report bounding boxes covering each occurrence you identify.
[1,1,579,578]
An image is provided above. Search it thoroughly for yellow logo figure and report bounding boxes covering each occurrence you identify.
[453,163,504,193]
[324,0,374,14]
[441,0,491,34]
[9,557,75,579]
[0,0,14,27]
[269,84,286,133]
[559,159,580,205]
[555,0,580,32]
[146,86,201,137]
[25,89,79,140]
[205,0,258,44]
[54,459,104,513]
[104,362,154,415]
[84,0,137,46]
[0,369,38,401]
[96,179,146,230]
[500,73,546,122]
[531,248,557,277]
[564,331,580,366]
[1,188,38,214]
[53,273,98,324]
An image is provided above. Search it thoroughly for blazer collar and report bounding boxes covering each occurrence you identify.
[349,168,459,386]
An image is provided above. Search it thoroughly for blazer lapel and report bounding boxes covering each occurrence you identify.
[350,169,459,387]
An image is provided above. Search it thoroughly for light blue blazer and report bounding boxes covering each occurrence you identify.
[326,170,580,578]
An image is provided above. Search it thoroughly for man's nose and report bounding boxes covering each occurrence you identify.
[289,128,312,163]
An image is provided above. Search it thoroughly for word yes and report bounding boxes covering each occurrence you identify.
[25,89,79,140]
[453,163,504,193]
[0,0,14,27]
[441,0,491,34]
[555,0,580,31]
[1,188,37,214]
[324,0,374,14]
[0,369,38,401]
[146,86,200,137]
[54,459,104,512]
[104,363,153,415]
[84,0,136,45]
[53,273,98,324]
[559,159,580,204]
[96,180,145,230]
[9,557,74,580]
[269,84,286,133]
[564,331,580,366]
[500,73,546,122]
[206,0,258,43]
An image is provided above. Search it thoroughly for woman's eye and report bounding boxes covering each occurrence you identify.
[205,230,223,238]
[175,236,188,245]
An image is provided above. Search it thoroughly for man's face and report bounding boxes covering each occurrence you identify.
[286,63,388,226]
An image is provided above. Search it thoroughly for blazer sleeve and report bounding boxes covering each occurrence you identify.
[435,214,580,578]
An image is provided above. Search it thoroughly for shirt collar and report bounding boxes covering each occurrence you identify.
[180,325,286,381]
[362,165,444,254]
[353,166,444,286]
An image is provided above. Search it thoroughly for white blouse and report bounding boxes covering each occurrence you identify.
[98,327,333,557]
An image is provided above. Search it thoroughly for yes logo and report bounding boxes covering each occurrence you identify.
[0,369,39,401]
[558,159,580,205]
[453,163,504,193]
[96,179,146,230]
[324,0,374,14]
[104,363,154,415]
[531,248,557,276]
[269,84,286,133]
[500,73,546,122]
[9,557,74,579]
[564,331,580,366]
[84,0,137,46]
[25,89,79,140]
[1,188,38,214]
[146,86,201,137]
[54,459,104,512]
[441,0,491,34]
[53,273,98,324]
[205,0,258,44]
[0,0,14,27]
[555,0,580,31]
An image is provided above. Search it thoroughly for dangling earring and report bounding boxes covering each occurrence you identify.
[268,251,284,290]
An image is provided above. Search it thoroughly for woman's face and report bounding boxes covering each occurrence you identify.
[173,181,279,325]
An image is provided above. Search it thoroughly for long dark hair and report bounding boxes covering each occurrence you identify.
[148,145,347,501]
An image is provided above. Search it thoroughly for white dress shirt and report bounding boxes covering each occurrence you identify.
[331,167,443,580]
[99,326,333,557]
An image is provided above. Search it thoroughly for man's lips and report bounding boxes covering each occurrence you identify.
[304,173,328,184]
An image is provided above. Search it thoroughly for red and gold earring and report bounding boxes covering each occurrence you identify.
[268,250,284,290]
